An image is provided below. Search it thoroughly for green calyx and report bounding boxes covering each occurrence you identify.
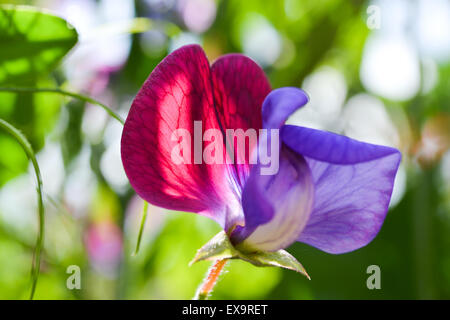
[189,231,310,280]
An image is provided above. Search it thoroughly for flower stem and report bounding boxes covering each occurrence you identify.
[194,259,228,300]
[0,87,125,125]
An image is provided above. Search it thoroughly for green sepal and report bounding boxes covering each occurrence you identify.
[240,250,310,280]
[189,231,238,266]
[190,231,310,279]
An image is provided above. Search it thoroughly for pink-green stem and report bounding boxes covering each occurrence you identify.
[194,259,228,300]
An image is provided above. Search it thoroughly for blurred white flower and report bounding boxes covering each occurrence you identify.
[40,0,135,91]
[360,34,421,101]
[100,119,129,194]
[240,14,282,67]
[287,66,347,132]
[343,94,399,147]
[169,32,202,52]
[178,0,217,34]
[64,145,97,218]
[416,0,450,62]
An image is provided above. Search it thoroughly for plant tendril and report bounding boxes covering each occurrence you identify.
[0,119,44,300]
[133,201,149,256]
[0,87,125,125]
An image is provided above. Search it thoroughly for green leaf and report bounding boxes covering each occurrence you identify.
[190,231,310,279]
[0,4,78,84]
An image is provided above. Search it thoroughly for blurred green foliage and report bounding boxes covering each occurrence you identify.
[0,4,77,187]
[0,0,449,300]
[0,4,77,84]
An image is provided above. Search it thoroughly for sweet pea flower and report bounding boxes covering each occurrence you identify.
[121,45,401,273]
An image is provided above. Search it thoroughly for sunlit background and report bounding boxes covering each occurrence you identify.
[0,0,449,299]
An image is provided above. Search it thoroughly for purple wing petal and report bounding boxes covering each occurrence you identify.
[231,147,315,252]
[262,87,309,129]
[281,125,401,254]
[281,125,399,164]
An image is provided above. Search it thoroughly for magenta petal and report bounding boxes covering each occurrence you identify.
[121,45,232,226]
[281,125,401,254]
[211,54,271,187]
[211,54,271,132]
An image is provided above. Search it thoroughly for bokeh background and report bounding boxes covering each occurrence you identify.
[0,0,449,299]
